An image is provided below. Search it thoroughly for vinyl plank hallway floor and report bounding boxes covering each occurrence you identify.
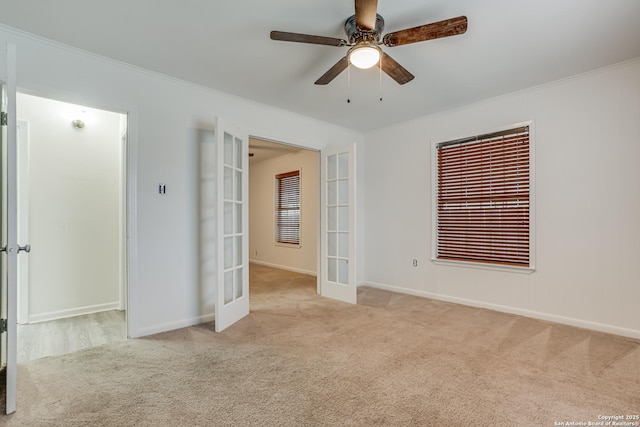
[17,310,127,363]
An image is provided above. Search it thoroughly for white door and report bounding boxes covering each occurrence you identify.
[320,143,357,304]
[215,118,249,332]
[1,43,21,415]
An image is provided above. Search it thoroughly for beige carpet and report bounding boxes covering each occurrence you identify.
[4,264,639,426]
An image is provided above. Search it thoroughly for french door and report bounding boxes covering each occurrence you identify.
[1,43,20,415]
[320,143,357,304]
[200,118,249,332]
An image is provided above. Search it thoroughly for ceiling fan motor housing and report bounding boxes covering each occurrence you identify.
[345,13,385,44]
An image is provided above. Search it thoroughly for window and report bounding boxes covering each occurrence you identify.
[435,125,531,269]
[275,170,300,245]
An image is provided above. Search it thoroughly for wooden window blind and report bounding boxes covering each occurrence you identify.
[275,170,300,245]
[436,126,530,267]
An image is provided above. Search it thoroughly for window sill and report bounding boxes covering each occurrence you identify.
[431,258,535,274]
[274,242,301,249]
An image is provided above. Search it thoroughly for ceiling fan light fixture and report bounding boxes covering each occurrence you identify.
[349,46,380,69]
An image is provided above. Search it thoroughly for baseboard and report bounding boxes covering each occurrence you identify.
[132,313,216,338]
[361,281,640,340]
[249,259,316,276]
[28,302,121,324]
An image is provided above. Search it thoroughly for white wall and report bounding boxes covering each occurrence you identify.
[8,23,636,340]
[0,24,362,337]
[249,148,319,275]
[17,93,123,322]
[362,58,640,338]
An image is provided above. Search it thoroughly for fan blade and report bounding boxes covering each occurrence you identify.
[355,0,378,31]
[379,52,414,85]
[315,56,349,85]
[270,31,347,47]
[383,16,468,47]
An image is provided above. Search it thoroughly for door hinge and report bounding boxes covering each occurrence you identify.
[0,111,7,126]
[0,319,7,334]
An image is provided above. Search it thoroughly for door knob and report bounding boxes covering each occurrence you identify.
[0,245,31,254]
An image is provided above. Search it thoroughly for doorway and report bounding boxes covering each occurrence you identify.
[15,93,127,362]
[247,137,358,303]
[248,137,320,280]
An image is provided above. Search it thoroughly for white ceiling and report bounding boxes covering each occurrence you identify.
[1,0,639,132]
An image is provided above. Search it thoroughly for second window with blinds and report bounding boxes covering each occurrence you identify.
[275,170,301,246]
[433,123,534,271]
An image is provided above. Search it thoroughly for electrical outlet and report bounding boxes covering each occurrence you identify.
[413,259,418,267]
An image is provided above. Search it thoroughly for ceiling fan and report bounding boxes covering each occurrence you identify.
[270,0,467,85]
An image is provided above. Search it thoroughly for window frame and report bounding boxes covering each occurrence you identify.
[430,121,536,273]
[274,169,302,248]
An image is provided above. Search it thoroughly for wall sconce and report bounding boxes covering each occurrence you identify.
[71,119,85,129]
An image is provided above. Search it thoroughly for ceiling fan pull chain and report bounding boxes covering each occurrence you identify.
[347,63,351,103]
[379,55,383,101]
